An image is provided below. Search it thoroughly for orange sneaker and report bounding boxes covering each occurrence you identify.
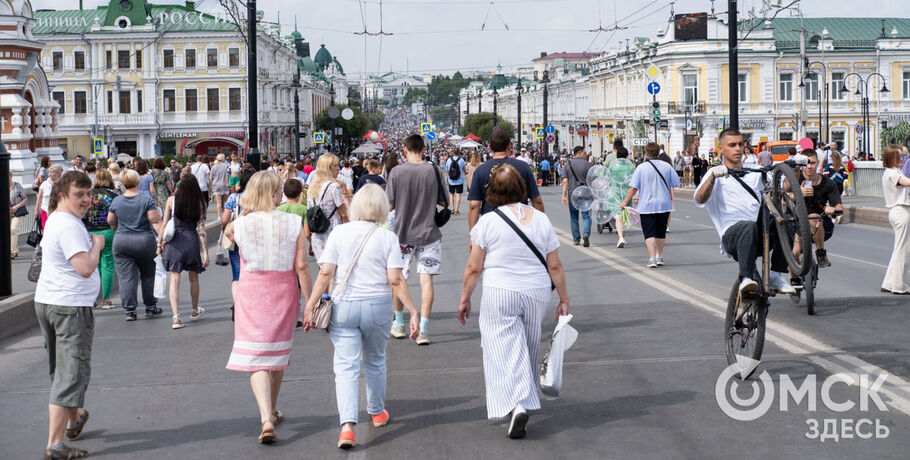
[337,430,356,449]
[371,409,390,427]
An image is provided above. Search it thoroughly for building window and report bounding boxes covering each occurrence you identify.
[831,72,845,100]
[229,88,241,110]
[74,91,87,114]
[683,73,698,107]
[135,49,142,69]
[119,91,130,113]
[74,51,85,70]
[902,72,910,100]
[52,91,64,113]
[163,89,175,112]
[803,73,819,101]
[779,73,793,101]
[229,47,240,67]
[106,90,113,113]
[118,50,130,69]
[207,88,219,111]
[779,131,794,141]
[185,88,197,112]
[163,49,174,69]
[136,90,142,112]
[52,51,62,71]
[185,49,196,68]
[159,140,176,155]
[738,73,748,103]
[207,48,217,67]
[105,50,112,69]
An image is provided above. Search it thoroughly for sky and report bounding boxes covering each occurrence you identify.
[34,0,910,78]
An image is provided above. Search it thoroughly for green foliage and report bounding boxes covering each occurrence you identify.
[314,105,381,141]
[348,89,362,108]
[403,88,428,105]
[632,120,647,139]
[880,122,910,151]
[378,99,390,106]
[459,112,514,140]
[427,74,473,106]
[429,105,457,129]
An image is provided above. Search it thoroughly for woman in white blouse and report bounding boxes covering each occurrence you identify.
[458,164,570,439]
[303,183,418,449]
[881,145,910,294]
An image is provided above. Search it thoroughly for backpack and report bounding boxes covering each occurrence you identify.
[306,182,338,234]
[448,158,462,181]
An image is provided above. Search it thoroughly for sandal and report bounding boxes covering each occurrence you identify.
[172,315,184,330]
[273,410,283,425]
[258,421,277,444]
[190,307,206,321]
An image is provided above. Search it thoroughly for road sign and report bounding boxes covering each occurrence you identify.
[718,116,725,132]
[313,132,325,144]
[546,125,555,135]
[92,137,103,155]
[545,134,555,144]
[421,122,432,134]
[535,127,545,139]
[341,108,354,120]
[659,120,669,129]
[426,131,437,141]
[647,82,661,95]
[328,107,341,119]
[646,64,661,80]
[686,119,693,131]
[569,125,575,134]
[855,123,863,134]
[632,138,650,147]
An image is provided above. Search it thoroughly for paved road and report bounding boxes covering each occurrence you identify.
[1,186,908,459]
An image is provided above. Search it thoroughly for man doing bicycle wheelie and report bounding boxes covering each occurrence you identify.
[694,129,796,297]
[791,148,843,269]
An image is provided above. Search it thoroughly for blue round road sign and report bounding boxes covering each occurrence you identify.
[426,131,437,141]
[546,125,556,135]
[647,82,661,95]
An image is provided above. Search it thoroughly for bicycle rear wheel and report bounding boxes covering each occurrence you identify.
[724,279,767,377]
[805,263,817,315]
[770,164,812,276]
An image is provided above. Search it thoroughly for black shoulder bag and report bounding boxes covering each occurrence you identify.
[646,160,673,196]
[306,182,339,233]
[493,208,555,291]
[432,164,451,227]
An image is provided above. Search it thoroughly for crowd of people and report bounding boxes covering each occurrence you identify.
[20,104,910,458]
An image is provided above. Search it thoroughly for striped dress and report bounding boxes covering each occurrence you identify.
[226,211,301,372]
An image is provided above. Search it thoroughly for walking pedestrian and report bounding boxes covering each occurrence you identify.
[445,150,466,214]
[35,171,104,460]
[465,151,482,195]
[880,145,910,294]
[210,154,231,217]
[9,170,28,259]
[228,153,242,188]
[34,155,50,191]
[135,159,155,200]
[303,183,419,449]
[109,162,126,194]
[157,174,209,329]
[151,158,173,211]
[386,134,449,345]
[224,171,312,444]
[82,170,119,309]
[621,143,680,267]
[305,154,348,260]
[276,178,308,222]
[222,168,255,308]
[108,169,163,321]
[35,165,63,229]
[190,154,212,205]
[458,164,570,438]
[609,148,634,248]
[338,160,355,194]
[354,158,385,192]
[562,146,592,246]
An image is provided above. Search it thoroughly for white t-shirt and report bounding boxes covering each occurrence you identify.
[882,168,910,208]
[39,180,54,211]
[470,204,559,291]
[35,211,100,306]
[229,161,241,174]
[694,171,764,241]
[338,168,354,191]
[743,153,759,166]
[191,163,211,191]
[630,160,680,214]
[817,149,831,173]
[318,221,404,301]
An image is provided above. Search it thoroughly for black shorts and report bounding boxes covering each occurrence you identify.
[822,215,834,241]
[640,212,670,239]
[448,184,463,194]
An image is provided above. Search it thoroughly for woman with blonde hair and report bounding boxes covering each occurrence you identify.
[305,154,348,260]
[210,153,231,217]
[83,169,119,308]
[108,162,126,194]
[225,171,312,444]
[881,145,910,294]
[304,183,418,449]
[465,151,483,195]
[34,165,63,229]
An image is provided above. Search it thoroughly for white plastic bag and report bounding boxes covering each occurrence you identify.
[153,256,168,298]
[539,314,579,399]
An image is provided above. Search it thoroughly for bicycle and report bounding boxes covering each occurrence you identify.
[788,209,843,315]
[724,160,812,378]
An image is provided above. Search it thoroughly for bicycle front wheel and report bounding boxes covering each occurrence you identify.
[770,163,812,276]
[724,279,767,377]
[805,263,817,315]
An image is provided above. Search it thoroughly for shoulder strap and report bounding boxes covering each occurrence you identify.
[320,181,339,219]
[731,174,762,205]
[646,160,672,195]
[431,163,449,206]
[333,225,379,297]
[494,208,547,269]
[567,160,582,184]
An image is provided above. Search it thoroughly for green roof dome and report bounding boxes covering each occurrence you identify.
[314,44,332,71]
[332,57,344,75]
[299,56,317,75]
[287,30,303,40]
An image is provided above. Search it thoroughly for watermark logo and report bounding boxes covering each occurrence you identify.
[714,356,775,421]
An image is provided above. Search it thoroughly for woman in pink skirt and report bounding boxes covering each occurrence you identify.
[224,171,312,444]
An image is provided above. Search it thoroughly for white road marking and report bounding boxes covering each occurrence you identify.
[555,227,910,416]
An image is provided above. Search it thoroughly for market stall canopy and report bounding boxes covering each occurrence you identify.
[464,133,482,142]
[353,143,381,154]
[458,139,482,149]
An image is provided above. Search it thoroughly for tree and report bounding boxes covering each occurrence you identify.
[459,112,513,141]
[403,88,427,105]
[430,105,456,130]
[314,105,370,143]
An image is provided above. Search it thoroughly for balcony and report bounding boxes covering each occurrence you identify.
[98,113,156,125]
[667,102,706,114]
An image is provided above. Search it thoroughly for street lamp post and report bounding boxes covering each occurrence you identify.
[542,70,550,158]
[478,90,482,113]
[247,0,260,169]
[329,83,336,153]
[492,85,498,131]
[516,78,522,150]
[292,75,301,160]
[841,72,889,156]
[799,61,830,144]
[0,141,10,297]
[684,106,691,154]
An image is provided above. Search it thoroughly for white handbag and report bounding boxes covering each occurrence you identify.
[539,314,579,399]
[162,206,175,242]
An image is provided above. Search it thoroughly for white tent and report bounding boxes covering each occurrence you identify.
[458,139,481,149]
[353,143,381,154]
[446,135,463,144]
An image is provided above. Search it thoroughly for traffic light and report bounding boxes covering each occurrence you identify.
[695,136,700,147]
[651,101,661,124]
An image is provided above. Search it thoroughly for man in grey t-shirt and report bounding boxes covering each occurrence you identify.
[562,146,593,246]
[386,134,448,345]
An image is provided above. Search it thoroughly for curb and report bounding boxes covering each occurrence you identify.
[0,219,223,345]
[672,188,890,229]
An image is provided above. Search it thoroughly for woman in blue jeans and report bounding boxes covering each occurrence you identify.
[221,168,255,310]
[303,184,419,450]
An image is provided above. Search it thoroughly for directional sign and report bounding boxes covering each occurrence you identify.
[313,132,325,144]
[647,82,661,95]
[718,116,726,132]
[545,134,555,144]
[426,131,437,141]
[535,127,545,139]
[92,137,103,155]
[546,125,556,135]
[421,122,432,134]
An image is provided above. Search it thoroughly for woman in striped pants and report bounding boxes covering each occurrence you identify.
[458,164,570,438]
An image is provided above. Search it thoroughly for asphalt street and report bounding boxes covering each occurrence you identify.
[1,186,909,459]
